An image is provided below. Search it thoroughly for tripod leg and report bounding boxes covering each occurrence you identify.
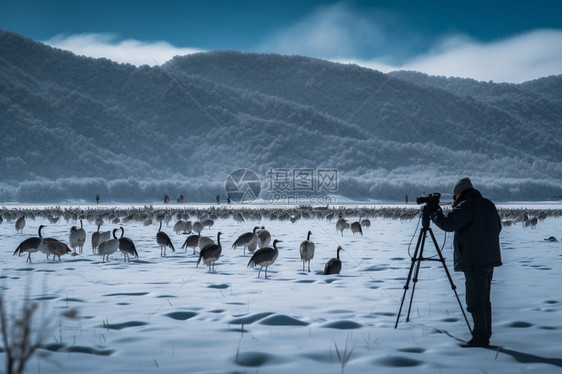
[405,230,426,322]
[427,228,473,335]
[395,228,425,329]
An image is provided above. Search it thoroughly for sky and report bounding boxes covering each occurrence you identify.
[1,0,562,83]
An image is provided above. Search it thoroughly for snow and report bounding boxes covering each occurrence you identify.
[1,203,561,373]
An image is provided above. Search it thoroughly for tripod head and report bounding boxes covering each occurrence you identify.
[417,193,441,229]
[420,204,433,229]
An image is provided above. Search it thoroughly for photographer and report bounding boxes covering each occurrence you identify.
[430,178,502,348]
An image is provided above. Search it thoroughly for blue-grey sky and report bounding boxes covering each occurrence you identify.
[2,0,562,82]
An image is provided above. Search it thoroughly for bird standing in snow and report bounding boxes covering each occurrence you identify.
[98,228,120,263]
[335,216,348,237]
[69,226,81,254]
[257,226,271,248]
[13,225,45,262]
[156,220,175,256]
[182,234,201,254]
[324,246,343,275]
[76,219,86,253]
[248,239,282,279]
[39,227,71,261]
[117,226,138,262]
[351,221,363,235]
[233,226,259,256]
[299,231,315,272]
[15,215,26,233]
[197,232,222,271]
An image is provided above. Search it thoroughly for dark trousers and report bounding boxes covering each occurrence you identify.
[464,267,494,342]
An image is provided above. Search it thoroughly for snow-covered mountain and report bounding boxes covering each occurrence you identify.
[1,29,561,202]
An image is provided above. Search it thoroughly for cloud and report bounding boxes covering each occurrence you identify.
[336,29,562,83]
[257,2,562,83]
[402,29,562,83]
[257,2,384,58]
[44,33,204,66]
[42,16,562,83]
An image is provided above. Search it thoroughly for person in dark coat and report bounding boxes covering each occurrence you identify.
[430,177,502,348]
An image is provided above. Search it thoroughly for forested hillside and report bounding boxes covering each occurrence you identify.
[1,29,560,202]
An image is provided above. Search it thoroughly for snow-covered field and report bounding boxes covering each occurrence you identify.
[1,203,561,373]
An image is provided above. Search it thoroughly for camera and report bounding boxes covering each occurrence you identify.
[416,193,441,206]
[417,193,441,217]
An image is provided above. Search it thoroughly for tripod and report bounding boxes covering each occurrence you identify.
[394,206,472,333]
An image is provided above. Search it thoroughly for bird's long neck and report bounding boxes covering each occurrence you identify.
[337,249,341,260]
[120,227,124,238]
[158,221,162,232]
[307,232,312,240]
[217,233,221,246]
[38,226,43,238]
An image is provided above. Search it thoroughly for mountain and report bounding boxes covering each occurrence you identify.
[1,29,561,202]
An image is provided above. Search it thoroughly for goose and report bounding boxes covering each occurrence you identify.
[198,235,214,251]
[257,226,271,248]
[248,226,271,253]
[98,226,112,245]
[232,226,259,256]
[98,228,120,263]
[13,225,45,262]
[15,215,26,233]
[324,246,343,275]
[42,238,71,261]
[47,215,60,224]
[156,220,175,256]
[184,220,193,234]
[192,221,203,235]
[247,239,281,279]
[544,236,558,241]
[351,221,363,236]
[91,224,102,254]
[181,234,201,254]
[69,226,81,254]
[201,219,214,229]
[38,227,71,261]
[299,231,315,272]
[335,216,348,237]
[360,215,371,228]
[76,219,86,253]
[197,232,222,271]
[173,220,186,235]
[117,226,138,262]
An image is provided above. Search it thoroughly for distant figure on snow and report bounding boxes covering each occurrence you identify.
[96,194,100,204]
[164,195,170,204]
[227,194,231,204]
[216,194,220,205]
[405,194,408,204]
[180,194,184,203]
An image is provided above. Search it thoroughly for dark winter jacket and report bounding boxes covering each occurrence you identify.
[431,188,502,272]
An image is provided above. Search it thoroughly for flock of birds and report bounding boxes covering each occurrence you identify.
[6,205,561,278]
